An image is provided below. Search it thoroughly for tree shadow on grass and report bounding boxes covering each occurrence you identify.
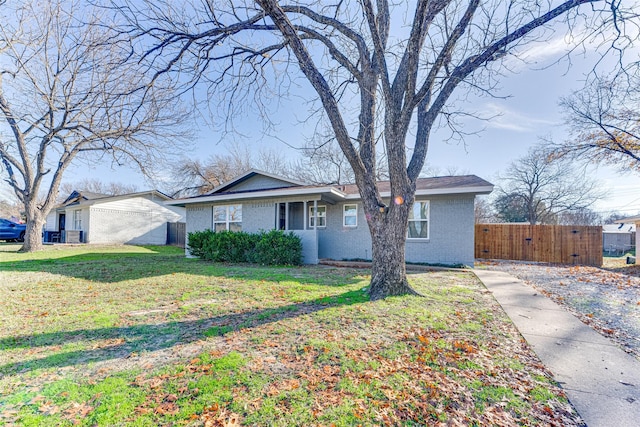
[0,248,366,286]
[0,288,369,377]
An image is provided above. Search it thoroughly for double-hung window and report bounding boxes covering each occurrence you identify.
[408,201,429,239]
[309,205,326,228]
[343,204,357,227]
[73,210,82,230]
[213,205,242,232]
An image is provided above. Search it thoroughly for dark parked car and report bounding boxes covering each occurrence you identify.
[0,218,26,242]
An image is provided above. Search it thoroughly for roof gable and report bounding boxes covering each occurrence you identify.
[59,190,172,208]
[62,190,110,206]
[210,169,307,194]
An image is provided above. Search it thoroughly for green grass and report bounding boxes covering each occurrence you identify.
[0,244,579,426]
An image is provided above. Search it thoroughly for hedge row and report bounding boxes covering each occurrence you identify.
[187,229,302,266]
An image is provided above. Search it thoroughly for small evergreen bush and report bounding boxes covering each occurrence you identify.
[187,229,302,265]
[254,229,302,266]
[186,229,215,258]
[208,230,259,263]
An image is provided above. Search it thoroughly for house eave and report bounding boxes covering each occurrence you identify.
[343,185,494,199]
[169,184,494,207]
[414,185,494,196]
[56,190,172,209]
[167,186,347,206]
[616,216,640,224]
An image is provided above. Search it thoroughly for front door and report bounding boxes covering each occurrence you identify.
[58,213,66,231]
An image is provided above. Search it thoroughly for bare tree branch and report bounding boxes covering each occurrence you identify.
[551,75,640,173]
[0,0,189,251]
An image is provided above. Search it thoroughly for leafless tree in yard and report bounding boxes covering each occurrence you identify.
[292,141,357,185]
[287,124,389,185]
[170,136,367,196]
[113,0,635,299]
[169,141,290,197]
[474,196,498,224]
[496,147,604,224]
[171,155,250,197]
[0,0,188,252]
[556,208,603,226]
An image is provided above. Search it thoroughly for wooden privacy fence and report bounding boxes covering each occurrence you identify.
[475,224,603,266]
[167,222,186,248]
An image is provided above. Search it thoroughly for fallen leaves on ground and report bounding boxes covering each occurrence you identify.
[481,259,640,360]
[1,248,583,426]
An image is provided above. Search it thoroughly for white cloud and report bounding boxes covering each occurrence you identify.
[520,37,573,62]
[481,102,558,132]
[501,21,606,73]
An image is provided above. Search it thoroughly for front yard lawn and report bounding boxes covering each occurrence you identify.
[0,244,581,426]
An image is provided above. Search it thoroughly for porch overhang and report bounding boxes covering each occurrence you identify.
[167,186,347,207]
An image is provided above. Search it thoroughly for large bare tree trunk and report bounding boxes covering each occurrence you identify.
[19,202,44,252]
[366,201,419,300]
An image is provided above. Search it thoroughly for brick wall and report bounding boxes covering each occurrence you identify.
[318,195,476,266]
[184,194,477,266]
[406,195,475,266]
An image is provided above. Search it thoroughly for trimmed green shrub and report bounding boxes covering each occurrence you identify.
[254,230,302,266]
[186,229,215,258]
[187,229,302,266]
[209,230,260,263]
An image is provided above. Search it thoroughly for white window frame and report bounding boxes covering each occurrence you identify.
[309,205,326,228]
[343,204,358,227]
[407,200,430,240]
[213,204,242,232]
[73,210,82,230]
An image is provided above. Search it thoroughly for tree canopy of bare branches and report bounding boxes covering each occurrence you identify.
[554,76,640,173]
[170,139,369,197]
[496,147,603,224]
[58,179,139,201]
[114,0,635,299]
[169,142,289,197]
[0,0,188,251]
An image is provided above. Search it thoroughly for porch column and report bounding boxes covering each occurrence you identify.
[285,202,289,231]
[313,200,318,230]
[303,201,308,231]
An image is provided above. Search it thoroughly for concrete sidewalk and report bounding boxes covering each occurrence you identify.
[474,269,640,427]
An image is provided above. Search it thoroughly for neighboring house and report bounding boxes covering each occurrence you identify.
[167,170,493,266]
[603,223,636,255]
[44,190,185,245]
[615,216,640,262]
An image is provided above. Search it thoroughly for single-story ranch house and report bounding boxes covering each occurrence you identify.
[44,190,185,245]
[167,170,493,266]
[603,223,636,255]
[615,216,640,263]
